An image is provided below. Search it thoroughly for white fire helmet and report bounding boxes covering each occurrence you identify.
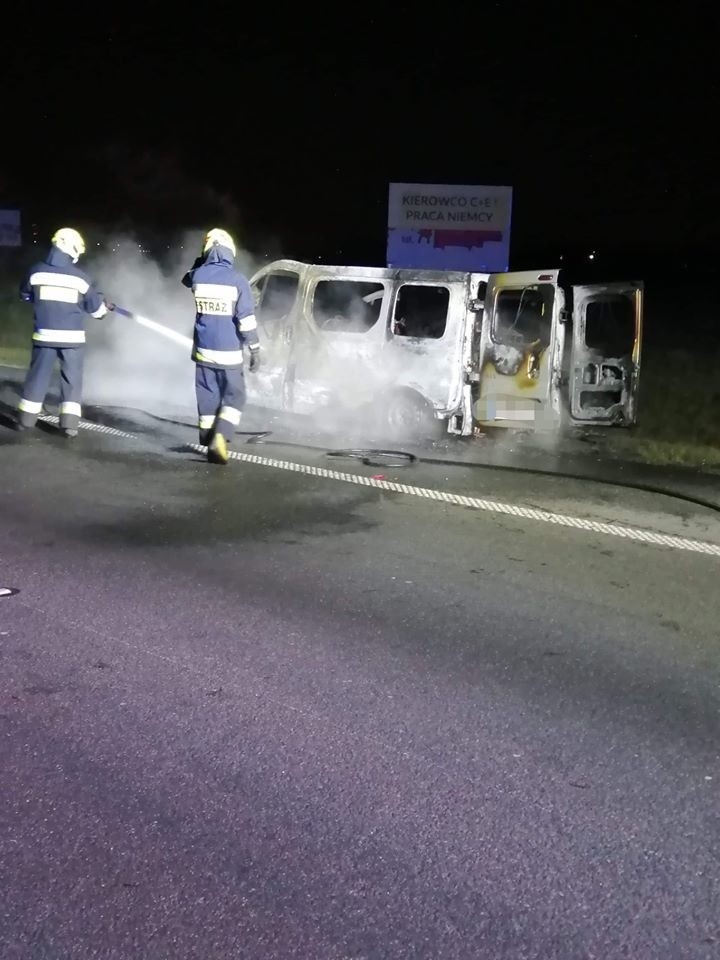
[52,227,86,263]
[203,228,236,258]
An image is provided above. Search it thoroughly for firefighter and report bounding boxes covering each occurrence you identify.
[182,228,260,465]
[16,227,109,437]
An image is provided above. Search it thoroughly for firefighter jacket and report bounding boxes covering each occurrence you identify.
[182,245,259,368]
[19,247,108,348]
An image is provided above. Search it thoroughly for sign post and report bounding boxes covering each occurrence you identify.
[386,183,512,272]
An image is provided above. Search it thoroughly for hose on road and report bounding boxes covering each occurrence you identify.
[323,446,720,515]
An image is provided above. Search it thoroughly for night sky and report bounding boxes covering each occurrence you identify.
[2,4,718,271]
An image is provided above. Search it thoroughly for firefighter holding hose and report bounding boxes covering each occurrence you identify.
[182,228,260,464]
[16,227,110,437]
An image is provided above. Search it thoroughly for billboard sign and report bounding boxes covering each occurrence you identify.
[387,183,512,272]
[0,209,21,247]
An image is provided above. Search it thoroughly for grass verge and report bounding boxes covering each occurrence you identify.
[603,434,720,472]
[603,346,720,472]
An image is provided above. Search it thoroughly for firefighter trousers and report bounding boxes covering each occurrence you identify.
[195,364,246,445]
[18,345,84,430]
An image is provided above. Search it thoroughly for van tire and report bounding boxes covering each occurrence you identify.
[375,388,444,441]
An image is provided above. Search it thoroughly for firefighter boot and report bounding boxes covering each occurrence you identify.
[16,410,37,431]
[59,414,80,438]
[208,432,229,465]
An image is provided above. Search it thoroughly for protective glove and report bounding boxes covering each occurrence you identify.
[248,346,261,373]
[105,301,116,312]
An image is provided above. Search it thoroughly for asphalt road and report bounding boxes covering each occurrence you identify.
[1,404,720,959]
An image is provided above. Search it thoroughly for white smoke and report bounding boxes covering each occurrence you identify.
[78,238,458,444]
[82,231,268,419]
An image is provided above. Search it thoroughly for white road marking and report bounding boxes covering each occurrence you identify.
[25,416,720,558]
[38,414,137,440]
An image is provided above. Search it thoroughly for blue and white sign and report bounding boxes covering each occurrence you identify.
[0,209,21,247]
[387,183,512,272]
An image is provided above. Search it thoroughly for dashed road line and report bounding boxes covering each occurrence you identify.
[38,414,138,440]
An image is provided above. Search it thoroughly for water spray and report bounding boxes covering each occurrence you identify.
[108,304,193,350]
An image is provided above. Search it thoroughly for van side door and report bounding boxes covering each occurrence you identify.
[249,266,303,409]
[386,276,471,422]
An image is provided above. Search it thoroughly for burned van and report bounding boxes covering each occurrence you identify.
[249,259,642,437]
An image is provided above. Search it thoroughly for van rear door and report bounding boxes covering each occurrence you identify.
[474,270,564,430]
[569,282,643,426]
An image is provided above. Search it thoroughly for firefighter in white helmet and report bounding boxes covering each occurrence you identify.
[182,228,260,464]
[16,227,111,437]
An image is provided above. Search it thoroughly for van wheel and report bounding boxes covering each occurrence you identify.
[377,389,443,441]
